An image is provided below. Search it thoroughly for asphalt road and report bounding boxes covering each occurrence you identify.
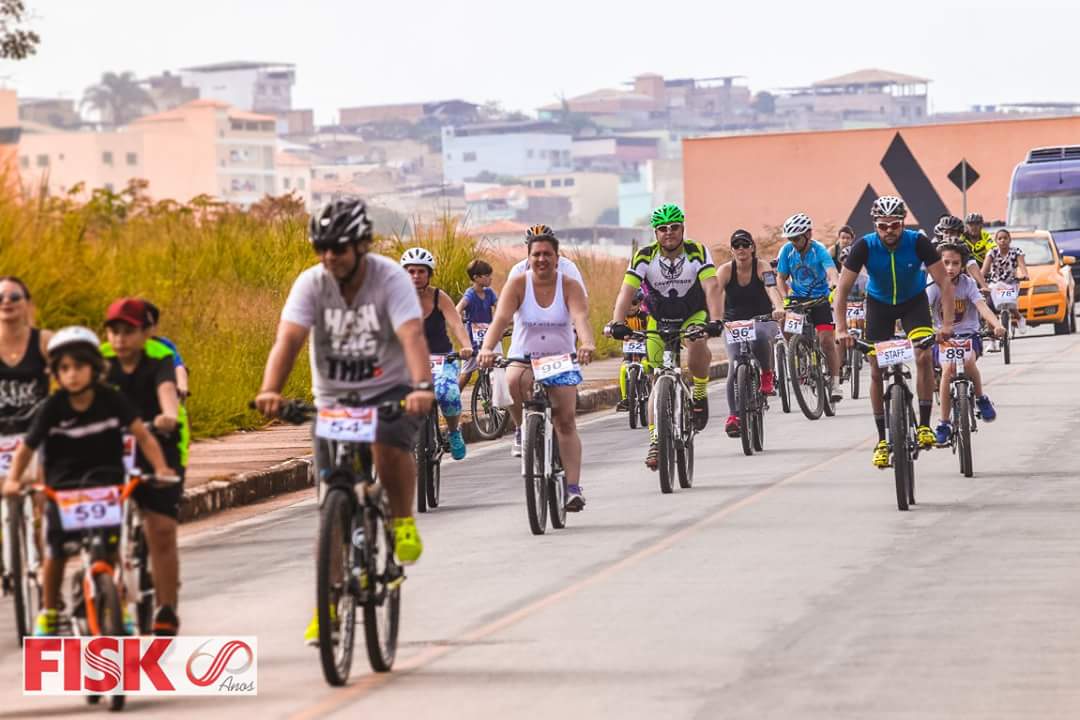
[4,325,1080,719]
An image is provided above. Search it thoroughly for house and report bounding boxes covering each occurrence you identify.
[467,219,530,248]
[275,152,311,208]
[179,61,296,115]
[772,69,930,130]
[340,100,479,128]
[517,171,620,226]
[442,121,572,184]
[464,185,571,227]
[572,135,660,174]
[18,98,81,130]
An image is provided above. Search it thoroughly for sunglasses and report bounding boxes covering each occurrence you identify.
[655,223,683,234]
[731,240,754,250]
[313,242,350,255]
[875,221,903,232]
[0,292,25,303]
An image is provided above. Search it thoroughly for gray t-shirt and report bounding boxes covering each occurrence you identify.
[926,273,983,336]
[282,254,421,407]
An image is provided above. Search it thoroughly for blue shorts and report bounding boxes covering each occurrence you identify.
[542,369,583,387]
[932,336,983,367]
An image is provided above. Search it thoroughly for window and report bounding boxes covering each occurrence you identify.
[126,152,137,166]
[564,177,575,187]
[551,179,562,187]
[245,121,258,131]
[230,119,243,131]
[35,154,48,167]
[283,177,291,189]
[533,179,546,188]
[298,177,306,190]
[104,183,114,192]
[561,150,571,164]
[102,151,113,165]
[463,151,477,162]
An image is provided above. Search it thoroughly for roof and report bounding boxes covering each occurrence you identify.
[537,88,656,112]
[181,61,294,73]
[134,100,275,125]
[465,185,559,202]
[813,69,930,88]
[468,220,530,235]
[275,152,310,167]
[310,178,372,196]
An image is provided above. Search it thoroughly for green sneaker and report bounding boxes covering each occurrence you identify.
[394,517,423,566]
[33,609,58,636]
[303,605,337,647]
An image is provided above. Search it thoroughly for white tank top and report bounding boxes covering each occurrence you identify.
[509,270,577,360]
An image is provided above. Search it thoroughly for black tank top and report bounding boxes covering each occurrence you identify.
[423,289,453,354]
[0,328,49,420]
[724,259,773,321]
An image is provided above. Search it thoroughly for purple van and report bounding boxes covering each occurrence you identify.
[1008,146,1080,282]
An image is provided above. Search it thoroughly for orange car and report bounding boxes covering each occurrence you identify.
[1009,230,1076,334]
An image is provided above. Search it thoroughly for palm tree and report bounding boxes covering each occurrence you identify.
[81,71,156,126]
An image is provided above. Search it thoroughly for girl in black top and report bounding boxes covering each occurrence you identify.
[715,230,786,438]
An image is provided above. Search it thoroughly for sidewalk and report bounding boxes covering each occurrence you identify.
[180,340,728,520]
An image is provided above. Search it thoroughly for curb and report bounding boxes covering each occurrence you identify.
[178,359,729,523]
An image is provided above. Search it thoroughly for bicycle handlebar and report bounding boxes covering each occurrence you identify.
[248,397,404,425]
[853,335,937,356]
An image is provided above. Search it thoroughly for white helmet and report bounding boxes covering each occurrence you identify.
[871,195,907,219]
[47,326,102,359]
[399,247,435,271]
[781,212,813,238]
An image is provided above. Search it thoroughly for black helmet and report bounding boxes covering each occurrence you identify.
[964,212,983,224]
[936,215,963,235]
[309,199,373,249]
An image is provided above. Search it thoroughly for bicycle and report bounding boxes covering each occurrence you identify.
[854,335,936,511]
[772,325,792,413]
[469,329,513,441]
[496,353,575,535]
[726,315,774,456]
[416,352,458,513]
[0,409,37,642]
[622,336,650,430]
[783,297,835,420]
[625,321,706,494]
[937,334,989,478]
[990,282,1019,365]
[842,300,866,399]
[257,396,405,684]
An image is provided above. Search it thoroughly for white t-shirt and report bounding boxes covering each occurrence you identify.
[281,254,421,407]
[509,256,586,295]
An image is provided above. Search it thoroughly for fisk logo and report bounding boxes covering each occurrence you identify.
[24,636,257,696]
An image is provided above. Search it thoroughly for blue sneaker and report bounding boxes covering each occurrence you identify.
[448,430,466,460]
[935,421,953,446]
[977,395,996,422]
[565,484,586,512]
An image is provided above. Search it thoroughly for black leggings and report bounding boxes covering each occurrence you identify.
[725,320,777,412]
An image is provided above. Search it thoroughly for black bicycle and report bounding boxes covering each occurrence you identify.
[772,325,792,413]
[855,335,936,511]
[842,299,866,399]
[470,329,513,441]
[784,298,835,420]
[416,352,458,513]
[259,397,404,684]
[727,315,773,456]
[937,334,993,478]
[0,410,37,643]
[990,282,1020,365]
[622,340,650,430]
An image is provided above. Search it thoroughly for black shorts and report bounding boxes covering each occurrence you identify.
[864,293,934,343]
[313,385,420,481]
[790,297,834,328]
[132,468,186,520]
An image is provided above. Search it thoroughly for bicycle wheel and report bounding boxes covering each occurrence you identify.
[654,376,677,494]
[736,363,753,457]
[751,368,765,452]
[788,335,823,420]
[636,373,650,427]
[627,365,640,430]
[775,341,791,413]
[850,348,862,399]
[6,498,37,640]
[1001,310,1012,365]
[362,498,400,673]
[523,413,548,535]
[470,372,498,440]
[85,572,126,709]
[677,389,695,488]
[426,429,442,509]
[317,488,357,686]
[956,387,973,478]
[415,414,431,514]
[134,528,154,635]
[888,384,911,511]
[548,434,567,529]
[821,349,836,417]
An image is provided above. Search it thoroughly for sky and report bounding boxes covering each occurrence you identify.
[3,0,1079,124]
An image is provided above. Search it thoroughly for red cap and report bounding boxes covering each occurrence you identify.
[105,298,151,328]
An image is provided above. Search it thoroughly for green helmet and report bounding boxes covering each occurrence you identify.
[651,203,685,228]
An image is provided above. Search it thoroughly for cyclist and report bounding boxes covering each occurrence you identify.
[142,300,190,401]
[457,259,498,391]
[253,199,436,645]
[1,327,174,636]
[0,276,51,425]
[477,226,594,511]
[615,289,649,412]
[775,212,844,403]
[929,243,1006,445]
[716,229,786,437]
[934,215,991,292]
[982,228,1030,339]
[400,247,473,461]
[607,203,723,469]
[102,297,188,635]
[835,195,954,468]
[962,212,996,268]
[829,225,856,272]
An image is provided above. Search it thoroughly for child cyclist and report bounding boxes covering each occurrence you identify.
[1,327,174,636]
[928,244,1007,446]
[616,289,649,412]
[457,259,499,391]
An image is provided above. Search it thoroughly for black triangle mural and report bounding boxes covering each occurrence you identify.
[879,132,949,230]
[846,184,880,237]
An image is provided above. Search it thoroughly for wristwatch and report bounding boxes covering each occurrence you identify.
[412,382,433,392]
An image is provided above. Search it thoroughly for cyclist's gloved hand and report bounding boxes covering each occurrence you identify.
[706,320,724,338]
[783,297,793,308]
[608,322,631,340]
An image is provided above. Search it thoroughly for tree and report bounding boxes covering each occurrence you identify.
[81,71,156,126]
[0,0,37,59]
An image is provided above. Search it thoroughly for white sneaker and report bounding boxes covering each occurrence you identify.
[511,427,522,457]
[830,378,843,403]
[1017,315,1027,334]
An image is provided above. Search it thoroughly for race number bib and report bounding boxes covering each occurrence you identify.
[622,340,647,355]
[991,284,1019,306]
[55,486,123,532]
[783,312,805,335]
[0,435,21,475]
[531,353,573,381]
[429,355,446,375]
[471,323,490,346]
[725,320,756,343]
[846,303,865,321]
[122,433,137,474]
[875,339,915,368]
[942,339,973,369]
[315,407,378,443]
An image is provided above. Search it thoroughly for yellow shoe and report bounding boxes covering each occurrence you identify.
[872,440,891,469]
[916,425,936,450]
[33,609,58,636]
[394,517,423,566]
[303,605,337,647]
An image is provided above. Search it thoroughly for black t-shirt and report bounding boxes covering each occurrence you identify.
[25,385,136,488]
[106,354,180,472]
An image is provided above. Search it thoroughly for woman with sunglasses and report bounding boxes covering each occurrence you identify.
[716,231,786,438]
[0,276,51,425]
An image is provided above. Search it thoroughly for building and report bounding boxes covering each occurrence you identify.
[442,121,573,184]
[18,99,279,206]
[340,100,479,128]
[0,90,20,187]
[275,152,311,207]
[518,170,620,226]
[464,185,572,227]
[467,219,530,247]
[141,71,199,114]
[772,69,930,130]
[572,135,660,174]
[179,61,295,114]
[683,115,1080,242]
[17,98,80,129]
